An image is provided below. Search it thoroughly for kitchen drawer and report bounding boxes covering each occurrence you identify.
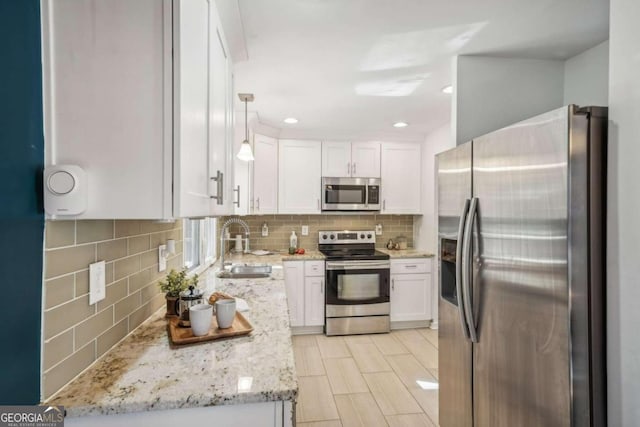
[390,258,430,275]
[305,260,325,277]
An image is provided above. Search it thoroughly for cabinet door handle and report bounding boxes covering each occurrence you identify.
[347,162,351,176]
[250,198,254,212]
[256,197,260,211]
[392,278,395,291]
[383,200,386,211]
[353,162,356,175]
[317,199,320,210]
[233,185,240,207]
[321,279,324,294]
[210,170,224,205]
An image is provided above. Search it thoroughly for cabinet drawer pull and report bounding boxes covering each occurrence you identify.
[210,170,224,205]
[233,185,240,207]
[405,265,417,268]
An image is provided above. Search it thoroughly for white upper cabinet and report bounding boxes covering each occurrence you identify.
[252,134,279,214]
[174,0,211,218]
[381,142,421,214]
[278,140,322,214]
[351,142,381,178]
[233,124,252,216]
[321,141,380,178]
[322,141,352,177]
[42,0,234,219]
[42,0,172,219]
[207,7,234,216]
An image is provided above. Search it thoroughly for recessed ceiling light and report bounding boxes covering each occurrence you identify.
[283,117,298,124]
[393,122,408,128]
[442,85,453,94]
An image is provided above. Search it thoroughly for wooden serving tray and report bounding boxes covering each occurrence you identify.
[167,311,253,345]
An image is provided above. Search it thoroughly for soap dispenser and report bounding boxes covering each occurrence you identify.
[289,231,298,252]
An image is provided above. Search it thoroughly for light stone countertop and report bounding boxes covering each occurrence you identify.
[224,248,433,263]
[223,249,325,264]
[378,248,436,258]
[45,266,297,418]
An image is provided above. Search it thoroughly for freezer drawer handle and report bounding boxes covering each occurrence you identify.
[456,198,471,340]
[462,197,479,343]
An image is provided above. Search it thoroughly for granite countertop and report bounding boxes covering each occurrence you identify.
[224,248,433,263]
[45,267,297,418]
[223,250,325,264]
[378,248,436,258]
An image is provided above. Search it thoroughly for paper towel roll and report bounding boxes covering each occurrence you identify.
[234,234,243,253]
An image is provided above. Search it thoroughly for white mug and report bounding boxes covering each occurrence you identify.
[189,304,213,336]
[216,299,236,329]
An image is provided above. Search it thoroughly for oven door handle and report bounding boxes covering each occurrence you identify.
[326,261,390,270]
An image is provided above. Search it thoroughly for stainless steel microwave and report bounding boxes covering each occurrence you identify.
[321,177,381,211]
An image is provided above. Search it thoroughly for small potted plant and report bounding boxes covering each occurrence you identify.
[159,268,198,317]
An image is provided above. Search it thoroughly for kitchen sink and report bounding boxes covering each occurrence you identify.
[216,264,272,279]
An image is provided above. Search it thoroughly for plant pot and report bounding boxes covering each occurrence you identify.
[165,295,179,318]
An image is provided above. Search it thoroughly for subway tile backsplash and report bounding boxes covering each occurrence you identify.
[221,214,415,252]
[42,219,182,400]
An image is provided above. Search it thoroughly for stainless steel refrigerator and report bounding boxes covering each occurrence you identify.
[437,105,606,427]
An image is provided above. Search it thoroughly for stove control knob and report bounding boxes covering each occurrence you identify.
[367,234,372,239]
[360,234,365,239]
[322,234,328,240]
[330,234,335,240]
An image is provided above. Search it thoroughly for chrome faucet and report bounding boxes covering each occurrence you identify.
[219,217,250,268]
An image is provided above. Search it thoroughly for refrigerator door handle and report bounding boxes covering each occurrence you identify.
[456,198,471,340]
[462,197,479,343]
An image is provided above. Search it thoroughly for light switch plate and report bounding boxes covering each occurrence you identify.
[375,224,383,235]
[89,261,106,305]
[158,245,167,272]
[301,225,309,236]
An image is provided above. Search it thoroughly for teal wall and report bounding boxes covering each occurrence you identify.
[0,0,44,403]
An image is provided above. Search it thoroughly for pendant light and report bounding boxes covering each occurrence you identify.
[237,93,255,161]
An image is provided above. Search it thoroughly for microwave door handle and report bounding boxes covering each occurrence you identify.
[456,198,471,340]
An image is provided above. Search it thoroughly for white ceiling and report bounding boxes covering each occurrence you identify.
[225,0,609,141]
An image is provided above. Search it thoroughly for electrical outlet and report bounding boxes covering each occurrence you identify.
[261,223,269,237]
[158,245,167,272]
[301,225,309,236]
[375,224,383,235]
[89,261,106,305]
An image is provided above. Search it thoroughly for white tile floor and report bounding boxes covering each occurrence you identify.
[293,328,439,427]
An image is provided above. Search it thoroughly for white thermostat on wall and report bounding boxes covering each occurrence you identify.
[44,165,87,216]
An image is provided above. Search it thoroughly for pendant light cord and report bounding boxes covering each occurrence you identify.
[244,98,249,142]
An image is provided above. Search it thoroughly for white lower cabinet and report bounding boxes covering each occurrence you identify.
[283,262,304,327]
[390,258,432,323]
[284,261,325,329]
[65,401,293,427]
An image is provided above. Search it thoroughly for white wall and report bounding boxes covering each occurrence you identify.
[453,56,565,144]
[564,41,609,106]
[414,123,455,329]
[607,0,640,425]
[414,123,454,252]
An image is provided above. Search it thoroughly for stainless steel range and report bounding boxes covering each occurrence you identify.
[318,230,390,336]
